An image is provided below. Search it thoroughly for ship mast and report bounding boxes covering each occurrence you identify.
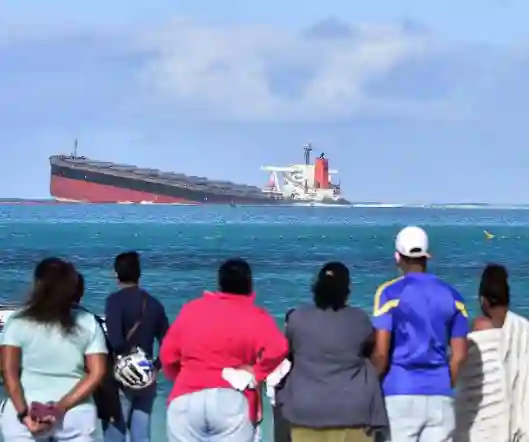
[303,143,312,165]
[72,139,78,158]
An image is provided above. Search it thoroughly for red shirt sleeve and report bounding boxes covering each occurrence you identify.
[160,307,186,381]
[252,309,289,382]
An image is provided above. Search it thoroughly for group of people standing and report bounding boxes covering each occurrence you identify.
[0,225,527,442]
[271,225,470,442]
[0,252,169,442]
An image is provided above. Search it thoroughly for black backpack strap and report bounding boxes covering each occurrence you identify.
[284,308,295,363]
[76,305,121,422]
[76,305,105,329]
[284,308,295,324]
[125,296,147,342]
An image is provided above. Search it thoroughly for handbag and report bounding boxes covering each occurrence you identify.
[112,296,155,390]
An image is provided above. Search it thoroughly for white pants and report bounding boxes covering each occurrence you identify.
[0,399,99,441]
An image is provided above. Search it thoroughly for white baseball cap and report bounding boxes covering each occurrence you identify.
[395,226,430,259]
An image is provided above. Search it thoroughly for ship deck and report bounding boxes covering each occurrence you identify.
[50,155,269,198]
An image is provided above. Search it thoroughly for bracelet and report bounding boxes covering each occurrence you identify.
[17,409,28,423]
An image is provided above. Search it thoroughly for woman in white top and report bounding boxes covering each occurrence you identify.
[1,259,108,441]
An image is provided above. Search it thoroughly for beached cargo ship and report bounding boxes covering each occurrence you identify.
[49,142,349,205]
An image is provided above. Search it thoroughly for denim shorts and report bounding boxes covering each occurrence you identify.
[166,388,255,442]
[377,395,455,442]
[0,399,99,442]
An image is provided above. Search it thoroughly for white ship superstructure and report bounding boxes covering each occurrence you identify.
[261,144,345,203]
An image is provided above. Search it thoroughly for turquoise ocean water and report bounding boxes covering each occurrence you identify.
[1,204,529,441]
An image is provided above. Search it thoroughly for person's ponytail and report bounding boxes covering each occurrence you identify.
[479,263,510,307]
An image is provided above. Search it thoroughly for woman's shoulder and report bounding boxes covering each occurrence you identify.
[291,303,315,313]
[285,308,296,323]
[472,315,495,331]
[284,304,313,320]
[2,309,29,328]
[72,307,100,330]
[286,304,347,326]
[293,304,369,318]
[344,305,371,318]
[344,306,372,330]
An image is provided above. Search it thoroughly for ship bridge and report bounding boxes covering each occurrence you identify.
[261,145,342,202]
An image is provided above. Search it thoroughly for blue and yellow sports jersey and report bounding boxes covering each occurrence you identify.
[372,272,469,396]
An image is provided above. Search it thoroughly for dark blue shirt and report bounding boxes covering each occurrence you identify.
[105,286,169,362]
[372,273,469,397]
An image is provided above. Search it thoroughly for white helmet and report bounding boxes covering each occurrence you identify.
[114,347,156,390]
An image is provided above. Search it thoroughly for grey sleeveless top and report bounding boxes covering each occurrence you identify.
[276,305,388,430]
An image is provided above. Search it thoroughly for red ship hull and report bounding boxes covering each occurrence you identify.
[50,176,197,204]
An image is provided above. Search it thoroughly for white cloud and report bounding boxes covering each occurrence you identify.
[138,18,434,121]
[2,16,527,124]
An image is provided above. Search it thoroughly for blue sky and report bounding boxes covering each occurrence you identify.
[1,0,529,203]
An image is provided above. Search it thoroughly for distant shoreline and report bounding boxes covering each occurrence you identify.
[0,199,67,205]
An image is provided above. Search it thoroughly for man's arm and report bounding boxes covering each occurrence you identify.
[159,308,186,381]
[372,330,391,376]
[153,302,170,371]
[449,290,470,386]
[156,303,170,344]
[371,286,396,376]
[449,338,467,387]
[104,295,125,355]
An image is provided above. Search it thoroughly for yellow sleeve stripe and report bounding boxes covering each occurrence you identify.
[373,276,403,317]
[455,301,468,318]
[376,299,400,316]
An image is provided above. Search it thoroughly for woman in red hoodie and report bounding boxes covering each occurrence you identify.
[160,258,288,442]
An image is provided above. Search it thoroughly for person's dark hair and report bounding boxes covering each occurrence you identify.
[398,254,427,268]
[33,257,64,282]
[312,262,350,311]
[73,272,84,305]
[479,263,510,307]
[218,258,252,295]
[114,252,141,284]
[20,259,79,333]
